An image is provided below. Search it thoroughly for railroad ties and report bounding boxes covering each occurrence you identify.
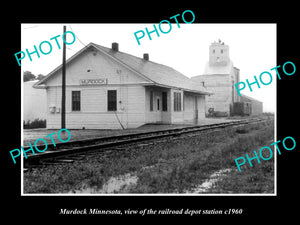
[23,118,267,169]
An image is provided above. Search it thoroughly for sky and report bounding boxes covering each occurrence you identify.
[21,23,276,112]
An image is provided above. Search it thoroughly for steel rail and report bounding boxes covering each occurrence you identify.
[24,118,268,166]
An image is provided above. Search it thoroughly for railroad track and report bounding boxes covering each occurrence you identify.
[24,118,270,168]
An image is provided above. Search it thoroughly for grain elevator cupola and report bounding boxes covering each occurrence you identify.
[209,39,230,67]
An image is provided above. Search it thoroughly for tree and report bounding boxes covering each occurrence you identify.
[36,74,45,80]
[23,71,36,82]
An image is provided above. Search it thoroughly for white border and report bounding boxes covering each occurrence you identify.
[21,23,277,197]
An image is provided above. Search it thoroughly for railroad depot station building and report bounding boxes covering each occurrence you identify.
[33,40,263,129]
[34,42,211,129]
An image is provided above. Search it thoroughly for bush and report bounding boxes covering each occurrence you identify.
[207,111,228,117]
[24,119,46,129]
[213,111,228,117]
[236,127,249,134]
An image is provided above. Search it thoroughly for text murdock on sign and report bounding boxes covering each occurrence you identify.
[79,79,107,85]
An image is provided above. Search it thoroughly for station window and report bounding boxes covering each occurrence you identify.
[72,91,81,111]
[162,92,167,111]
[157,98,160,111]
[107,90,117,111]
[174,92,182,112]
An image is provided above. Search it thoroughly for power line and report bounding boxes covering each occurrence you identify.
[66,46,76,51]
[23,25,39,30]
[68,25,87,47]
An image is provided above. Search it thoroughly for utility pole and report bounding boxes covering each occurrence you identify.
[61,25,66,129]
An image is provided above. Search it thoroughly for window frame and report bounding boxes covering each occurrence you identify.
[107,90,117,112]
[71,91,81,111]
[173,92,182,112]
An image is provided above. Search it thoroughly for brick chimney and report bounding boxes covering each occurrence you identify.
[112,42,119,51]
[143,53,149,61]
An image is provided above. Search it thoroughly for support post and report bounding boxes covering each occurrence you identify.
[61,25,66,129]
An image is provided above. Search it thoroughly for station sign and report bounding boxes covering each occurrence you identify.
[80,79,107,85]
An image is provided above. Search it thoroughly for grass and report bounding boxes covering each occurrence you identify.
[23,119,46,129]
[23,120,274,194]
[130,121,274,193]
[209,159,274,193]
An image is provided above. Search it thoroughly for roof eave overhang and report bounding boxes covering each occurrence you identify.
[143,83,212,95]
[33,84,48,89]
[183,89,212,95]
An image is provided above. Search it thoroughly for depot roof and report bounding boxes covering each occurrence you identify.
[34,42,211,95]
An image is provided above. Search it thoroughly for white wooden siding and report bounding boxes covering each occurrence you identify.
[46,85,145,129]
[45,49,147,87]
